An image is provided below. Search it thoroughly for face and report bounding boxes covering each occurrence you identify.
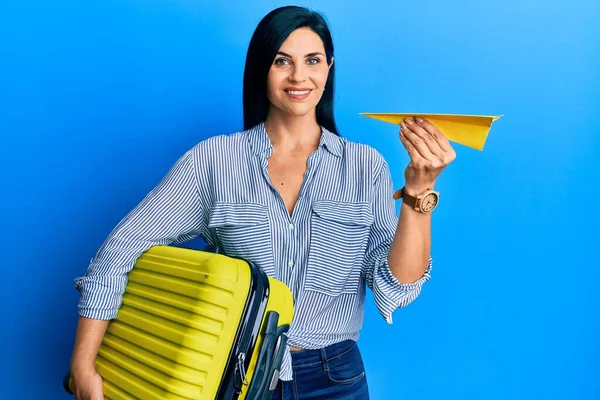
[266,27,333,118]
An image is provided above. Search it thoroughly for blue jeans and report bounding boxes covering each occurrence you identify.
[270,339,370,400]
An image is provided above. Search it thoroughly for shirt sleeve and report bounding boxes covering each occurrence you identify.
[74,145,208,320]
[363,157,432,324]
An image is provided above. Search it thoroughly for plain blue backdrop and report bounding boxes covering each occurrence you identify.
[1,0,598,398]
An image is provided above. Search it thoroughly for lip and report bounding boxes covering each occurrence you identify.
[283,87,313,101]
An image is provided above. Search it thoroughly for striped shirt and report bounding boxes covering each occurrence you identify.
[74,122,432,381]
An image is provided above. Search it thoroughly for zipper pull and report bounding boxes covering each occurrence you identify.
[234,352,248,394]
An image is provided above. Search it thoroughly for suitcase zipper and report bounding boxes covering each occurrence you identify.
[228,262,269,399]
[236,352,248,388]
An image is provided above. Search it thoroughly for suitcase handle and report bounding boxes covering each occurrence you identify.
[265,330,288,393]
[62,370,74,395]
[245,311,289,400]
[258,326,289,400]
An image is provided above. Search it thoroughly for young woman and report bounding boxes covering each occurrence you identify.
[69,6,456,400]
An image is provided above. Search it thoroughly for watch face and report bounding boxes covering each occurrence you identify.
[421,192,438,212]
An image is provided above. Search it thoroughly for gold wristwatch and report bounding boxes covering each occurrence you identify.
[393,187,440,213]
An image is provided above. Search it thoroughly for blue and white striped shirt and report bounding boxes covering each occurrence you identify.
[74,122,432,381]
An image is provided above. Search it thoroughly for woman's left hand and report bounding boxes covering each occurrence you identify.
[399,117,456,194]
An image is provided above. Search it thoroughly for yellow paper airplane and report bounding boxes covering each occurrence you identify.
[360,113,502,151]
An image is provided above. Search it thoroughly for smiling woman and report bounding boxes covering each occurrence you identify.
[68,5,455,400]
[242,6,337,136]
[266,28,333,118]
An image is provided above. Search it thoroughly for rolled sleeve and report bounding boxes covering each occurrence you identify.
[371,256,432,324]
[74,146,208,320]
[364,155,432,324]
[75,274,128,320]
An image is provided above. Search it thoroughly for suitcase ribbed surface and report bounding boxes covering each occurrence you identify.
[96,246,252,400]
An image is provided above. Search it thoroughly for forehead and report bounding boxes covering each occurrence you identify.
[278,27,325,55]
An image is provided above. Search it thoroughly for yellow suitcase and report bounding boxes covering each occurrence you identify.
[63,245,294,399]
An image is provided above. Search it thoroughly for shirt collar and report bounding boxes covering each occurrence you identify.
[247,122,343,158]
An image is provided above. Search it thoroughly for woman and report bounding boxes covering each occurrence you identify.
[68,5,455,400]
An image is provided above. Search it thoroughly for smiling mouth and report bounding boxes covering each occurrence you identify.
[284,89,313,101]
[285,89,312,95]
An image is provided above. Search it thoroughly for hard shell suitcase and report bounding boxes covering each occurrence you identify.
[64,245,295,399]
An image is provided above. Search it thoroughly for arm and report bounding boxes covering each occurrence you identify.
[69,317,109,378]
[70,146,208,374]
[364,117,455,323]
[363,160,433,324]
[388,196,432,284]
[390,116,456,283]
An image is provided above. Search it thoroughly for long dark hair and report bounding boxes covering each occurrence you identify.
[243,6,339,135]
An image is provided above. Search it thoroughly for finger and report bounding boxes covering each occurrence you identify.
[401,121,434,160]
[404,118,445,157]
[399,128,428,167]
[414,117,453,153]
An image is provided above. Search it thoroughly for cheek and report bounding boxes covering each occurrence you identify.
[314,68,330,89]
[266,74,277,96]
[267,70,285,93]
[266,72,285,102]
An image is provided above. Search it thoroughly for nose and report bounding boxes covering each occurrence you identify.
[289,63,307,83]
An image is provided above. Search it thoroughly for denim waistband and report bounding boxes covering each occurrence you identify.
[289,339,358,367]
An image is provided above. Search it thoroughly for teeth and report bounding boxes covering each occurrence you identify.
[287,90,310,95]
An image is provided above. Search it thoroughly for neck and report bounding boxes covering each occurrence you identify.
[264,108,322,152]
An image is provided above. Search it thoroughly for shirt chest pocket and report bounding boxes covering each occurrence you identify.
[208,201,275,276]
[305,200,374,297]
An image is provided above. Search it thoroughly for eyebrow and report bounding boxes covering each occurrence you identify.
[277,51,326,58]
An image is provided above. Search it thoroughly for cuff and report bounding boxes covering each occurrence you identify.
[373,257,432,324]
[74,275,127,320]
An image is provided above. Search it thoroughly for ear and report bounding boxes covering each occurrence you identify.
[329,56,334,69]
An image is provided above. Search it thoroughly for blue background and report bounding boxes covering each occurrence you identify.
[2,0,598,398]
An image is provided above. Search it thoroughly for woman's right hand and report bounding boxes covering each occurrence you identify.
[71,369,104,400]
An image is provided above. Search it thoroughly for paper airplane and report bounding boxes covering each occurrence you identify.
[360,113,502,151]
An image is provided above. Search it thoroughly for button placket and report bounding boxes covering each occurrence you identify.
[286,219,298,296]
[288,219,297,269]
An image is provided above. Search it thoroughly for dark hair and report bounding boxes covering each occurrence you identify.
[243,6,339,135]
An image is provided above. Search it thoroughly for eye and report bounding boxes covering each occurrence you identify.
[274,58,291,66]
[307,57,321,65]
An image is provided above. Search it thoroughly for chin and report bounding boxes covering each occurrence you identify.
[268,96,320,119]
[283,102,319,117]
[287,109,314,117]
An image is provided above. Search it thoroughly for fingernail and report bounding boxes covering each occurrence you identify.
[405,118,413,125]
[415,117,423,123]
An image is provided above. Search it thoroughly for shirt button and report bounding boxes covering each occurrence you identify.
[289,223,295,230]
[288,260,294,267]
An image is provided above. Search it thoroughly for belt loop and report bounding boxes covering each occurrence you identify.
[320,347,329,372]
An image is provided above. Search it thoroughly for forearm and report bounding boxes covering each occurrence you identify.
[70,316,109,375]
[388,194,432,284]
[386,115,456,283]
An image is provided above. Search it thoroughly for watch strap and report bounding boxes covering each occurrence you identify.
[393,187,418,209]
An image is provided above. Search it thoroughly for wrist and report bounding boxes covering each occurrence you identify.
[395,185,440,213]
[403,183,434,196]
[70,358,96,377]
